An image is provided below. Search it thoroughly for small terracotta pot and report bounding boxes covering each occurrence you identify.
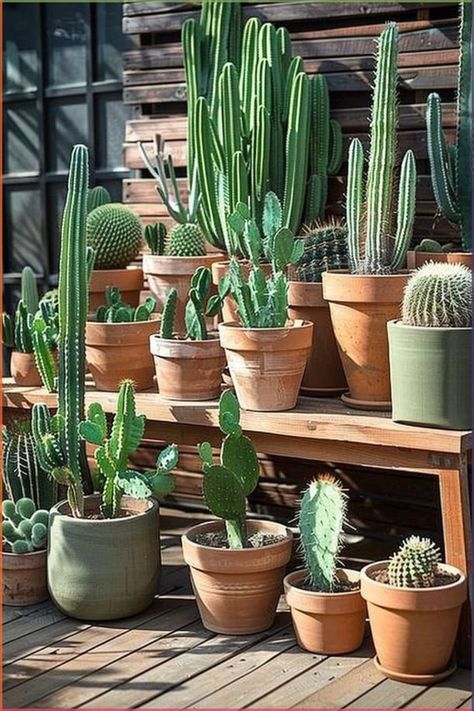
[3,549,48,606]
[10,351,42,386]
[88,267,143,312]
[361,561,467,684]
[407,250,472,269]
[322,271,409,410]
[218,320,313,411]
[212,261,273,323]
[150,333,226,400]
[86,315,159,391]
[182,520,293,634]
[143,254,223,335]
[288,281,347,396]
[284,569,366,654]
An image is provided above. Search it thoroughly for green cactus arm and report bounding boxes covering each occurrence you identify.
[346,138,364,272]
[277,26,292,77]
[32,321,57,393]
[282,55,303,122]
[327,119,344,175]
[159,288,177,339]
[2,313,14,348]
[218,389,241,435]
[207,1,233,121]
[262,191,283,240]
[426,93,459,224]
[456,0,472,250]
[219,63,242,185]
[86,246,95,282]
[390,150,417,271]
[240,18,260,133]
[79,402,108,445]
[182,17,201,174]
[228,258,257,327]
[198,441,214,466]
[15,301,34,353]
[87,186,111,214]
[21,267,39,314]
[185,288,207,340]
[221,432,259,497]
[251,105,271,215]
[108,380,146,472]
[202,463,247,548]
[310,75,330,181]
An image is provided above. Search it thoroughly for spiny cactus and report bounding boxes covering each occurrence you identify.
[86,203,143,270]
[346,24,416,274]
[3,301,34,353]
[144,222,167,256]
[94,287,156,323]
[87,185,111,214]
[78,380,178,518]
[402,262,472,328]
[294,219,348,283]
[167,223,206,257]
[159,288,178,340]
[426,2,472,251]
[198,389,259,548]
[388,536,441,588]
[2,498,49,554]
[21,267,39,315]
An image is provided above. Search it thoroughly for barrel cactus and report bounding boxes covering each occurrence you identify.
[402,262,472,328]
[86,203,143,270]
[167,223,206,257]
[388,536,441,588]
[294,220,348,282]
[2,497,50,554]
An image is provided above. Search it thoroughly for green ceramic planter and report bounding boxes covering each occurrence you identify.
[48,495,161,620]
[388,320,472,430]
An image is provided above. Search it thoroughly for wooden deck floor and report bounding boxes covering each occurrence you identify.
[3,509,472,710]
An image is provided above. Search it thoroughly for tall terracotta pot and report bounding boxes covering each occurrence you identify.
[182,520,293,634]
[322,271,409,410]
[407,251,472,269]
[88,267,143,312]
[211,260,273,323]
[10,351,42,387]
[3,550,48,606]
[288,281,347,396]
[218,320,313,411]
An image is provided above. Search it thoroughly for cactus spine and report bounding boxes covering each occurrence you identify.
[402,262,472,328]
[2,498,50,554]
[388,536,441,588]
[294,219,348,283]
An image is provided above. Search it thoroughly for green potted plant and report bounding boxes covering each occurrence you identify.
[284,475,365,654]
[322,23,416,410]
[182,390,293,634]
[388,262,471,430]
[150,266,226,400]
[361,536,467,684]
[3,267,42,386]
[2,497,50,606]
[86,286,158,392]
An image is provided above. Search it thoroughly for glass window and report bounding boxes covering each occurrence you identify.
[46,98,88,172]
[94,4,132,82]
[95,93,130,169]
[46,182,67,270]
[4,102,40,174]
[4,4,40,93]
[4,188,44,275]
[45,4,87,87]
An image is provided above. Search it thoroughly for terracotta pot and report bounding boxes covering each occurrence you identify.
[86,315,159,391]
[361,561,467,684]
[182,520,293,634]
[322,271,409,410]
[284,569,366,654]
[143,254,223,335]
[88,267,143,313]
[288,281,347,396]
[48,495,161,620]
[407,250,472,269]
[3,550,48,606]
[150,333,225,400]
[10,351,42,386]
[218,320,313,411]
[212,260,273,323]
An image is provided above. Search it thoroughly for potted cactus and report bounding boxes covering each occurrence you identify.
[150,267,226,400]
[361,536,467,683]
[3,267,42,386]
[2,497,50,606]
[388,262,471,430]
[322,23,416,410]
[182,390,293,634]
[284,475,365,654]
[86,286,158,392]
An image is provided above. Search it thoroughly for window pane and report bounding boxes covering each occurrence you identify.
[45,4,87,87]
[97,180,123,203]
[46,99,88,172]
[95,93,130,169]
[4,187,44,275]
[46,182,67,270]
[4,4,40,93]
[94,4,132,82]
[4,102,40,174]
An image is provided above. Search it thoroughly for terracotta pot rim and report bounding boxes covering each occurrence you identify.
[323,269,411,278]
[52,494,158,523]
[284,568,361,599]
[150,332,221,345]
[218,320,313,334]
[11,350,35,356]
[91,266,143,274]
[360,560,466,592]
[144,253,224,261]
[388,319,472,334]
[182,519,293,552]
[2,549,47,559]
[87,314,159,327]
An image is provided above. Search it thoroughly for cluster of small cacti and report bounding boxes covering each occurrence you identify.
[298,475,348,592]
[3,300,34,353]
[143,219,206,258]
[388,536,441,588]
[402,262,472,328]
[2,498,49,554]
[144,222,167,256]
[198,390,259,548]
[294,220,349,283]
[95,287,156,323]
[86,203,143,270]
[160,267,223,340]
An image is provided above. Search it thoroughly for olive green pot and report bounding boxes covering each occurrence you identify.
[48,495,161,620]
[388,320,472,430]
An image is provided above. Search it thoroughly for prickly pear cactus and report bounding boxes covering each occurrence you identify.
[86,203,143,270]
[402,262,472,328]
[2,497,50,554]
[388,536,441,588]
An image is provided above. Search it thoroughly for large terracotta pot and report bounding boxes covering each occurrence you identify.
[288,281,347,396]
[284,569,366,654]
[10,351,42,387]
[212,261,273,323]
[407,250,472,269]
[361,561,467,684]
[86,315,159,391]
[88,267,143,312]
[150,333,225,400]
[322,271,409,410]
[3,550,48,606]
[182,520,293,634]
[143,254,223,335]
[218,320,313,411]
[48,495,161,620]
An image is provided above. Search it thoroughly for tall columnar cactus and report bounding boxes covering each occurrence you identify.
[294,220,348,283]
[402,262,472,328]
[298,475,348,592]
[426,2,472,251]
[2,498,50,554]
[388,536,441,588]
[87,185,111,214]
[198,389,259,548]
[21,267,39,315]
[86,203,143,270]
[346,24,416,274]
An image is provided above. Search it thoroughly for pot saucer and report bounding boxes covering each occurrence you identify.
[373,655,457,685]
[301,386,348,398]
[341,393,392,412]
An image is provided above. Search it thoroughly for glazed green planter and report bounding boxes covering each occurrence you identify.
[388,320,472,430]
[48,495,161,620]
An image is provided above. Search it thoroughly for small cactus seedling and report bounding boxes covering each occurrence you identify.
[388,536,441,588]
[198,389,259,548]
[402,262,472,328]
[2,497,50,554]
[94,287,156,323]
[159,268,223,340]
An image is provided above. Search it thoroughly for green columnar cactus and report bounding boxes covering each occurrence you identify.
[144,222,168,256]
[346,24,416,274]
[86,203,143,270]
[95,287,156,323]
[294,220,348,283]
[21,267,39,315]
[159,289,178,339]
[87,185,111,214]
[298,475,348,592]
[78,380,178,518]
[184,267,223,340]
[388,536,441,588]
[2,498,50,554]
[426,2,472,251]
[30,289,61,394]
[198,389,259,548]
[402,262,472,328]
[3,301,35,352]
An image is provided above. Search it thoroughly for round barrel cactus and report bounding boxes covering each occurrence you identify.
[402,262,472,328]
[86,203,143,270]
[388,536,440,588]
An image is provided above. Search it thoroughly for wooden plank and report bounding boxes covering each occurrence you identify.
[3,619,90,667]
[404,668,472,708]
[348,677,428,708]
[2,604,66,643]
[296,657,384,708]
